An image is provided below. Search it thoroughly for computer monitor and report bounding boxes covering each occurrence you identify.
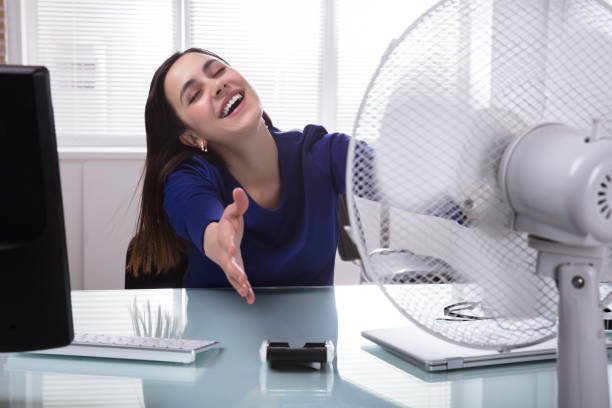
[0,65,73,351]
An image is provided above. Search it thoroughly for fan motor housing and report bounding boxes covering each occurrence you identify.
[499,123,612,246]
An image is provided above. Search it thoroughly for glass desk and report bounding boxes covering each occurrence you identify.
[0,285,606,407]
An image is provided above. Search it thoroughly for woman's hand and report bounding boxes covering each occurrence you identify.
[204,188,255,304]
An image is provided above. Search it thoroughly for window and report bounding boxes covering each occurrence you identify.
[186,0,324,132]
[18,0,438,147]
[335,1,438,133]
[22,0,178,147]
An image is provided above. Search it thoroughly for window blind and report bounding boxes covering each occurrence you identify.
[25,0,179,147]
[186,0,324,132]
[0,0,5,64]
[335,0,439,134]
[20,0,444,147]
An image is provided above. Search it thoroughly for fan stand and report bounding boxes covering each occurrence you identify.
[530,237,610,408]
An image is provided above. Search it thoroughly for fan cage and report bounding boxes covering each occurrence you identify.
[346,0,612,349]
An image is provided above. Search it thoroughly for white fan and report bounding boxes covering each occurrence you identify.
[345,1,612,407]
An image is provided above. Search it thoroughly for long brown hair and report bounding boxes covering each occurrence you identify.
[128,48,273,276]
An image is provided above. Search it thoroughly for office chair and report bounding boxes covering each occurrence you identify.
[337,194,372,282]
[124,237,186,289]
[337,195,455,284]
[337,194,361,262]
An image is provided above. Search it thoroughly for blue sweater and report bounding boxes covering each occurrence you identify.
[163,125,350,287]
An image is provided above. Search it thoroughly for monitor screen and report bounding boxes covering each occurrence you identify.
[0,65,73,352]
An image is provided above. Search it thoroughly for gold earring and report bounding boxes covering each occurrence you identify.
[200,142,207,152]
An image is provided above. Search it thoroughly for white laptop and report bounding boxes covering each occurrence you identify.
[362,325,612,372]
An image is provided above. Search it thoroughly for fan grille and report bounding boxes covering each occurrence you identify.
[347,0,612,349]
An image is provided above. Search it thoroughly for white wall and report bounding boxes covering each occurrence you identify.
[59,151,145,290]
[59,152,361,290]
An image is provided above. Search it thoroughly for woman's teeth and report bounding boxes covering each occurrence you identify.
[222,93,243,118]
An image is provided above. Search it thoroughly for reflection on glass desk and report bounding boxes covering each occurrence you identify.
[0,285,610,407]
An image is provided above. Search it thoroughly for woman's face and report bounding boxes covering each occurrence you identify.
[164,52,263,148]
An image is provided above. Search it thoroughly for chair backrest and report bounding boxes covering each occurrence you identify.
[337,194,361,262]
[124,237,186,289]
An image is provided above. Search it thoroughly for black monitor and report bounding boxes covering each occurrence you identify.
[0,65,73,351]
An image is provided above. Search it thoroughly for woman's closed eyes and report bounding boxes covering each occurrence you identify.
[188,90,201,104]
[187,67,226,105]
[214,67,226,77]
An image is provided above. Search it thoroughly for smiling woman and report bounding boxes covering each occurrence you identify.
[127,48,351,304]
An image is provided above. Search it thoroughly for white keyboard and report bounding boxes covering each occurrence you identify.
[28,333,218,364]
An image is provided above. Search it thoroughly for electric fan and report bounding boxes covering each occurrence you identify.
[345,1,612,407]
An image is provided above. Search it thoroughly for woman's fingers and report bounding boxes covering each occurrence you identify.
[245,286,255,304]
[224,256,246,286]
[217,188,254,303]
[203,189,254,303]
[223,188,249,221]
[223,254,254,302]
[220,188,248,258]
[227,273,248,297]
[232,187,249,216]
